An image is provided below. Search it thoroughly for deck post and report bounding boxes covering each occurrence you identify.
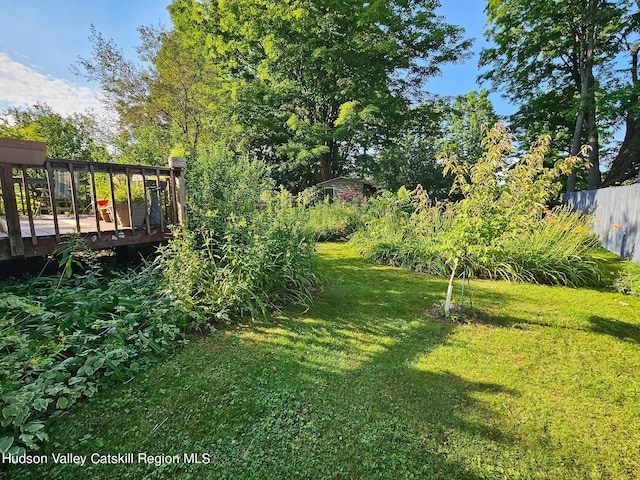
[169,156,186,226]
[20,166,38,245]
[0,164,25,256]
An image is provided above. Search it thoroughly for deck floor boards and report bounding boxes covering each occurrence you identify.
[0,214,129,238]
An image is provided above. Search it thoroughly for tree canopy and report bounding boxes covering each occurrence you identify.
[0,103,109,162]
[167,0,471,188]
[65,0,640,194]
[480,0,637,190]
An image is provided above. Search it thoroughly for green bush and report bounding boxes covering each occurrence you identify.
[351,187,452,277]
[0,241,188,455]
[157,189,319,328]
[187,145,275,226]
[614,261,640,296]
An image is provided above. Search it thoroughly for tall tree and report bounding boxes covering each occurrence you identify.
[480,0,628,191]
[74,25,232,159]
[368,101,453,198]
[0,103,109,161]
[169,0,471,188]
[438,90,499,166]
[602,5,640,186]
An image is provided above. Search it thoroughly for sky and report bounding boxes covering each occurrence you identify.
[0,0,515,119]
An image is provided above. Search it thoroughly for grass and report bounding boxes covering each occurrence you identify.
[6,242,640,479]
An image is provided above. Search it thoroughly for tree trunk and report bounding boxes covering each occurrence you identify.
[567,3,597,193]
[566,110,586,192]
[602,44,640,187]
[319,141,336,182]
[586,101,600,190]
[319,151,332,182]
[602,117,640,186]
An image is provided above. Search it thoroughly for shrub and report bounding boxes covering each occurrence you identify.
[614,261,640,296]
[187,145,275,227]
[472,207,602,285]
[0,241,188,455]
[351,187,452,276]
[157,189,319,328]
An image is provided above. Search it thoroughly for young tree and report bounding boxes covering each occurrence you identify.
[169,0,471,188]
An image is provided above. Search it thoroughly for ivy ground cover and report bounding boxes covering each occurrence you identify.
[7,242,640,479]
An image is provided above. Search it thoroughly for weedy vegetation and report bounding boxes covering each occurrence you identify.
[351,125,603,289]
[5,243,640,480]
[0,151,319,456]
[2,128,640,478]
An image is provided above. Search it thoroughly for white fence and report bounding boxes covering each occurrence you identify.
[564,183,640,264]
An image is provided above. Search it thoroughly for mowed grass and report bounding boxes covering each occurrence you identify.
[8,242,640,479]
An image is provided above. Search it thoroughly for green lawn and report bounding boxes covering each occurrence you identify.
[8,242,640,479]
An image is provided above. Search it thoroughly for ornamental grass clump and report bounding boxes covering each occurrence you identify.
[351,124,603,289]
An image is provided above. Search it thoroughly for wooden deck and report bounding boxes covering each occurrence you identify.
[0,214,114,238]
[0,144,186,261]
[0,214,173,260]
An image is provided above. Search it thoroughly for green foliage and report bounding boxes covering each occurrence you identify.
[351,186,453,277]
[0,103,109,162]
[369,102,453,199]
[438,90,499,167]
[442,124,583,260]
[157,188,319,328]
[351,125,603,287]
[169,0,471,188]
[305,194,367,241]
[0,240,188,453]
[480,0,631,188]
[187,145,275,227]
[614,261,640,296]
[93,174,146,204]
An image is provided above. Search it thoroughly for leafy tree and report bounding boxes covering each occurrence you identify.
[74,25,233,160]
[438,90,499,166]
[480,0,629,191]
[601,6,640,186]
[369,101,452,200]
[169,0,471,189]
[0,103,109,161]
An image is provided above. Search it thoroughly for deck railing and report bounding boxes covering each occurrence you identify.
[0,139,186,260]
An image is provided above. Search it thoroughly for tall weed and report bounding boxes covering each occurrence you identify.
[157,189,318,328]
[614,261,640,296]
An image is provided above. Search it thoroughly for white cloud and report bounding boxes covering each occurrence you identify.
[0,52,104,117]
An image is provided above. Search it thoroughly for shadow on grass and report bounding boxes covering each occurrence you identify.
[10,244,519,480]
[590,316,640,343]
[227,246,522,478]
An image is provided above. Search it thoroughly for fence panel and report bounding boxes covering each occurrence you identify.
[564,184,640,263]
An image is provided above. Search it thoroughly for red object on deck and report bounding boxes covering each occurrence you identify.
[97,200,109,207]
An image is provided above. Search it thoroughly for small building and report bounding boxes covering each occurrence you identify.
[316,176,377,201]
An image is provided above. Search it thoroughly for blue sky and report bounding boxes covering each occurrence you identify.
[0,0,515,118]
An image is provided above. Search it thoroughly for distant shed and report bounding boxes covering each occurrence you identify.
[316,177,377,201]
